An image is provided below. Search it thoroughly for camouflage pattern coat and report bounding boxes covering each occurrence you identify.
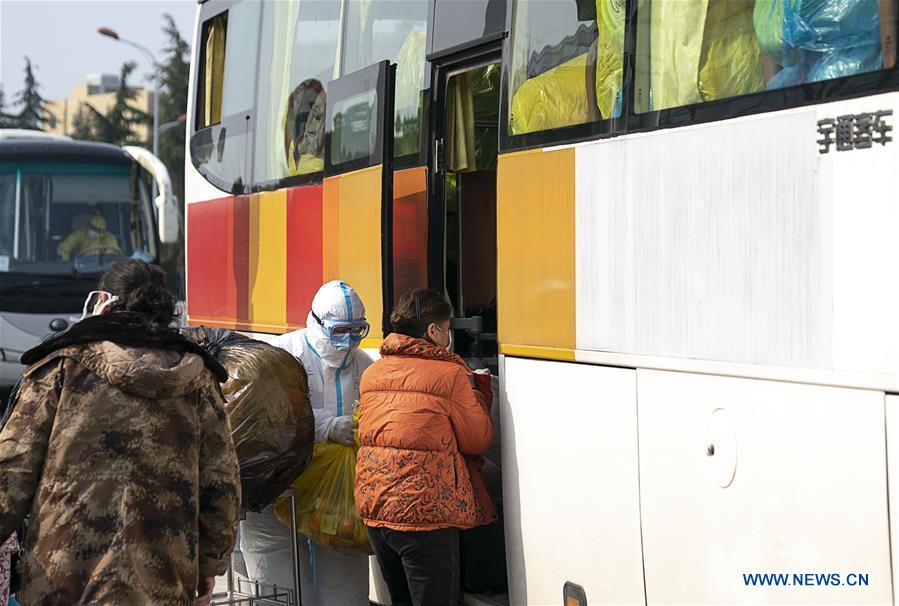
[0,340,241,605]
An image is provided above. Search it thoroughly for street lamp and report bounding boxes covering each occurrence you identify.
[97,26,159,158]
[158,113,186,137]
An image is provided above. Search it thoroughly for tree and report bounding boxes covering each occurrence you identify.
[155,13,191,297]
[71,104,95,140]
[73,61,149,146]
[0,87,14,128]
[11,57,54,130]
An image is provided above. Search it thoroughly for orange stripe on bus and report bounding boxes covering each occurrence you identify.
[497,148,576,349]
[323,165,384,337]
[248,191,287,329]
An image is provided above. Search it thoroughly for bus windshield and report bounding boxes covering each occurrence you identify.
[0,163,157,276]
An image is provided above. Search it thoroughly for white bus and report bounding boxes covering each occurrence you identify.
[184,0,899,603]
[0,129,177,389]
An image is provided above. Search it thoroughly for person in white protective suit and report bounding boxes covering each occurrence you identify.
[240,280,373,606]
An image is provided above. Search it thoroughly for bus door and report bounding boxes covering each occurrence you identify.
[430,48,503,374]
[430,46,508,602]
[323,60,396,339]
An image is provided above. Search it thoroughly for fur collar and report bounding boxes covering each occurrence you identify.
[21,312,228,382]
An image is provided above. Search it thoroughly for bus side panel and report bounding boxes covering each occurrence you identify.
[500,356,644,605]
[638,369,890,605]
[575,92,899,379]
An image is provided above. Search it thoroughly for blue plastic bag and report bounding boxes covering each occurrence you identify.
[754,0,883,88]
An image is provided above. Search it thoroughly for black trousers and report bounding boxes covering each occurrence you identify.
[368,526,460,606]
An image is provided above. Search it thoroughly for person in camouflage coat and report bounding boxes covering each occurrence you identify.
[0,260,240,606]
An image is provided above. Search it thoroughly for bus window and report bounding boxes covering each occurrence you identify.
[635,0,890,114]
[342,0,429,159]
[253,0,341,184]
[196,12,227,129]
[0,166,155,274]
[329,89,380,167]
[191,1,261,193]
[508,0,625,136]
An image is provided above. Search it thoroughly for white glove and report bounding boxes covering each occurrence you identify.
[328,415,355,445]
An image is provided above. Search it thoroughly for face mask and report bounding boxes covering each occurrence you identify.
[432,324,453,351]
[79,290,119,321]
[330,333,354,350]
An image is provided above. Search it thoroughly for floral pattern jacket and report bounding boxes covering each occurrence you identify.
[355,334,496,531]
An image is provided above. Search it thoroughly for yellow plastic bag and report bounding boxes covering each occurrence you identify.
[274,440,371,554]
[595,0,626,119]
[648,0,763,111]
[698,0,765,102]
[509,52,591,135]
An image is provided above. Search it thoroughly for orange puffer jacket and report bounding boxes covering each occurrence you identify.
[355,333,496,531]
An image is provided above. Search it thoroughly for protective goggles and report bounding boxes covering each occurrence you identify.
[312,311,370,342]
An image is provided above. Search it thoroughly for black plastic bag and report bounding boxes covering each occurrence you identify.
[183,327,315,512]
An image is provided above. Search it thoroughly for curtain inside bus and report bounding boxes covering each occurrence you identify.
[203,13,227,127]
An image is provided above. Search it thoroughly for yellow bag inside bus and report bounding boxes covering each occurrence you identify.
[649,0,764,111]
[595,0,625,120]
[698,0,765,102]
[509,52,591,135]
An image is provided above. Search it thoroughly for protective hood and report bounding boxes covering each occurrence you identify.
[305,280,366,367]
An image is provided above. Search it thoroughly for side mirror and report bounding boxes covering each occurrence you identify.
[154,192,179,244]
[122,145,179,244]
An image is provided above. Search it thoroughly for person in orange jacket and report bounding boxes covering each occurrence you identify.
[355,288,495,606]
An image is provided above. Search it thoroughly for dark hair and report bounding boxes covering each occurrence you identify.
[98,259,178,327]
[389,288,453,338]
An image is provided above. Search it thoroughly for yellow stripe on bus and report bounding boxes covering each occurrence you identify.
[497,148,576,350]
[249,191,287,329]
[499,344,577,362]
[323,165,384,338]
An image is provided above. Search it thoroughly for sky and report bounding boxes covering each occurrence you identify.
[1,0,197,103]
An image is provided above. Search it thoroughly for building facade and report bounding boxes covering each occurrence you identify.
[46,73,153,141]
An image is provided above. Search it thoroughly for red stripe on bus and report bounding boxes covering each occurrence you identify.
[232,195,251,323]
[393,167,428,306]
[286,184,324,327]
[187,197,231,322]
[187,196,250,326]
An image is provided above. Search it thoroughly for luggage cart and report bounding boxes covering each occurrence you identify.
[212,490,303,606]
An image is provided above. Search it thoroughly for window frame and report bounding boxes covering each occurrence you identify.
[324,60,394,177]
[250,0,345,192]
[498,0,899,155]
[339,0,431,168]
[190,0,261,195]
